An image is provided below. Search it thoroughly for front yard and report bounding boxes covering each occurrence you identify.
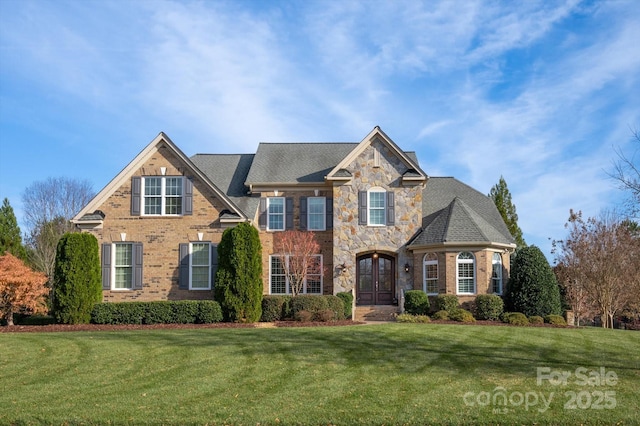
[1,323,638,425]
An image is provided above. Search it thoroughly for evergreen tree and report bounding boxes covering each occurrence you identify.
[214,223,263,322]
[505,245,562,317]
[0,198,27,260]
[53,233,102,324]
[489,176,526,247]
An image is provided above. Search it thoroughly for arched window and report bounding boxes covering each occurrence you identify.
[492,253,503,294]
[456,252,475,294]
[423,253,438,295]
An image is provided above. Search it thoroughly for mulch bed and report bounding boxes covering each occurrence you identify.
[0,320,363,333]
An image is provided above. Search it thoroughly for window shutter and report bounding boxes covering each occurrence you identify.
[131,176,141,216]
[132,243,144,290]
[386,191,395,225]
[179,243,190,290]
[358,191,367,225]
[285,197,294,230]
[184,177,193,215]
[210,243,219,287]
[101,243,111,290]
[259,198,267,230]
[299,197,307,230]
[326,198,333,229]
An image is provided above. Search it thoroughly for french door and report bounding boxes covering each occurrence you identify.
[356,253,395,305]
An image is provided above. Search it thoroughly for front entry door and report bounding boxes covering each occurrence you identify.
[356,253,395,305]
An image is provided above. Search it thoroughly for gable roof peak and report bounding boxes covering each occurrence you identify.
[325,127,428,181]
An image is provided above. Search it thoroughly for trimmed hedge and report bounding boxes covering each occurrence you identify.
[434,294,459,313]
[474,294,504,321]
[449,309,476,323]
[502,312,529,326]
[260,295,292,322]
[290,295,345,322]
[404,290,430,315]
[91,301,222,325]
[336,291,354,319]
[544,314,567,325]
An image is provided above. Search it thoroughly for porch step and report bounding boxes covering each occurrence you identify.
[354,305,399,322]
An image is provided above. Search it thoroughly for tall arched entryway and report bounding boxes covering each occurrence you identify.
[356,253,395,305]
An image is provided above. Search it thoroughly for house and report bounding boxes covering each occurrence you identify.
[72,127,516,311]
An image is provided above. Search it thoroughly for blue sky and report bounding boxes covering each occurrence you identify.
[1,0,638,261]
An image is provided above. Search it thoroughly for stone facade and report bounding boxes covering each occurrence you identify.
[332,137,424,298]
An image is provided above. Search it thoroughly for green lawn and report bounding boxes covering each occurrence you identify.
[1,323,639,425]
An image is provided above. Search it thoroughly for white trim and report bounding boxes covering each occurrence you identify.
[141,176,183,216]
[112,242,133,291]
[307,196,326,231]
[456,251,476,295]
[266,197,285,231]
[367,187,386,226]
[189,242,211,290]
[422,253,438,295]
[268,254,323,295]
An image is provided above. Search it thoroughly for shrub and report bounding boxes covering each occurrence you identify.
[53,233,102,324]
[91,301,222,324]
[431,310,450,321]
[544,314,567,325]
[316,309,336,322]
[196,301,223,323]
[294,310,314,322]
[449,309,476,323]
[505,246,562,317]
[336,291,353,319]
[325,295,345,320]
[261,295,292,322]
[502,312,529,326]
[291,295,329,316]
[214,223,263,322]
[529,315,544,324]
[434,294,459,313]
[475,294,504,321]
[396,313,431,323]
[404,290,430,315]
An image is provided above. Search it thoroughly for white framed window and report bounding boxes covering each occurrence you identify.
[267,197,285,231]
[368,189,386,226]
[114,243,133,290]
[269,254,323,295]
[142,176,183,216]
[190,242,211,290]
[456,252,476,294]
[423,253,438,295]
[492,252,503,295]
[307,197,326,231]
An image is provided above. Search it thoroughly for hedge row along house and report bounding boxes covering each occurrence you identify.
[72,127,516,315]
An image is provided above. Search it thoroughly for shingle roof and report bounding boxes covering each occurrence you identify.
[190,153,259,218]
[245,143,359,184]
[409,177,515,247]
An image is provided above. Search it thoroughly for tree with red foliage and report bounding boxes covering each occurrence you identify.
[0,253,49,326]
[273,230,323,296]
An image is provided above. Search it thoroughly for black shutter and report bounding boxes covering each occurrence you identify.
[358,191,367,225]
[386,191,395,226]
[132,243,144,290]
[210,243,218,288]
[179,243,190,290]
[326,198,333,230]
[184,177,193,215]
[259,198,267,230]
[131,176,141,216]
[300,197,307,230]
[101,243,111,290]
[285,197,294,230]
